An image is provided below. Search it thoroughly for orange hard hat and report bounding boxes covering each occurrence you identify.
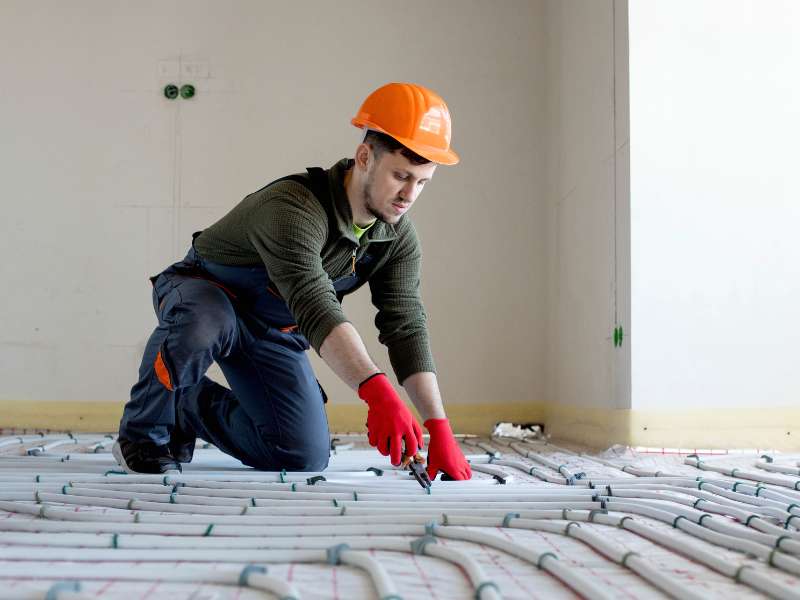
[351,82,460,165]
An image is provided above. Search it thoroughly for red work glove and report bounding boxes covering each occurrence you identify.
[358,373,424,466]
[424,418,472,480]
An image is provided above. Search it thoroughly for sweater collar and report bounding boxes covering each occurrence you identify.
[328,158,398,244]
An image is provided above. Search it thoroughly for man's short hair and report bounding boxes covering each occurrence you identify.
[364,130,431,165]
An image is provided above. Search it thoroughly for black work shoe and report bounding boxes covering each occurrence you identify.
[112,437,181,474]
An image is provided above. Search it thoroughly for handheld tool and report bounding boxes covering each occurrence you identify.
[387,439,432,489]
[402,452,432,489]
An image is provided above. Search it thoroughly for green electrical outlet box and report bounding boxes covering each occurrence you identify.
[180,84,195,99]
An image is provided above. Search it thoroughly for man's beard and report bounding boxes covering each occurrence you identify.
[363,168,398,224]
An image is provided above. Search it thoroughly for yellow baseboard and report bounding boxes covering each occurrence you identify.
[544,403,800,451]
[0,400,124,433]
[0,399,796,450]
[626,407,799,450]
[0,400,544,437]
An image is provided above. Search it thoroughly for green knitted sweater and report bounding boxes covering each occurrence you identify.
[194,158,434,383]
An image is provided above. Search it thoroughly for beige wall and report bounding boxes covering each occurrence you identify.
[542,0,630,415]
[0,1,546,426]
[3,1,794,449]
[630,0,800,412]
[539,0,796,450]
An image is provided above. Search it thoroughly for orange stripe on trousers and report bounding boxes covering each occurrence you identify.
[154,350,174,391]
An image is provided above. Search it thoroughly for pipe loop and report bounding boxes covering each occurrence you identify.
[326,543,350,565]
[474,581,500,599]
[734,564,752,583]
[502,512,520,528]
[588,509,607,522]
[767,549,779,568]
[45,581,81,600]
[410,535,437,555]
[564,521,581,535]
[536,551,557,569]
[238,564,267,586]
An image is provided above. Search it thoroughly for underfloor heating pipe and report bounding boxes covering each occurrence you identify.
[4,436,800,598]
[0,528,616,600]
[757,458,800,477]
[0,538,517,600]
[434,518,702,600]
[686,456,800,491]
[0,562,299,600]
[572,453,800,505]
[4,502,799,598]
[601,499,800,576]
[449,512,800,600]
[511,439,800,505]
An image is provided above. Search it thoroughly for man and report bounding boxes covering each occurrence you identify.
[115,82,472,482]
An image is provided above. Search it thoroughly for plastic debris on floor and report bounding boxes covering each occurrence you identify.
[0,430,799,599]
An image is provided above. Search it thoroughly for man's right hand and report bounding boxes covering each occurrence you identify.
[358,373,424,465]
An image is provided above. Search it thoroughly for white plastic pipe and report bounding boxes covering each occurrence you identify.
[0,562,300,599]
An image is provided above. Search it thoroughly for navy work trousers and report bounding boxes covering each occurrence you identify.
[118,242,330,471]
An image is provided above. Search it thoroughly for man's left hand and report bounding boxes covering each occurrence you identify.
[424,418,471,480]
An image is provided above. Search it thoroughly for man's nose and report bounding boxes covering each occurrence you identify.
[399,182,417,203]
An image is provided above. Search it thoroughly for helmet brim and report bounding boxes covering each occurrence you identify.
[352,120,460,166]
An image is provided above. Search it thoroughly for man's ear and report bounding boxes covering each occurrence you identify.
[355,142,371,170]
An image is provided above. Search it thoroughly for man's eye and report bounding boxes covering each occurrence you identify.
[395,173,408,181]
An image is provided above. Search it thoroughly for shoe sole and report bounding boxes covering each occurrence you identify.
[112,440,181,475]
[111,441,133,473]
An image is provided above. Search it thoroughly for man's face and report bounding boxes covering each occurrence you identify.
[362,150,437,225]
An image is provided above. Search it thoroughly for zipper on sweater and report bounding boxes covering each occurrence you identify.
[351,248,357,274]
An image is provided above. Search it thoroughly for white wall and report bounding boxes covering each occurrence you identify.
[0,1,546,410]
[629,0,800,410]
[543,0,630,411]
